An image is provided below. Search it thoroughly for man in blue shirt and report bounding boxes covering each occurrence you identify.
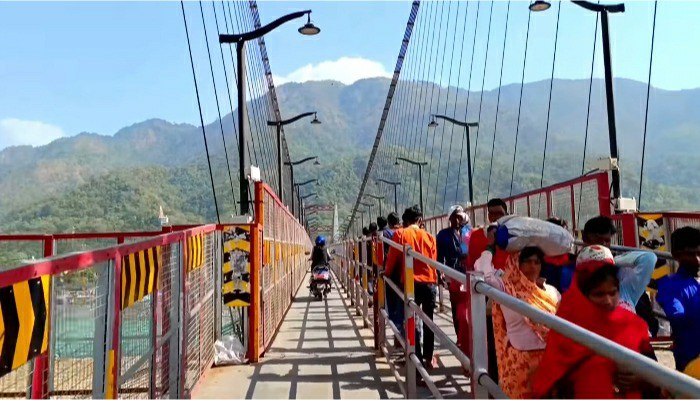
[436,205,471,340]
[657,226,700,375]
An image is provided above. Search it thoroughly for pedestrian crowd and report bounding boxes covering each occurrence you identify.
[353,198,700,398]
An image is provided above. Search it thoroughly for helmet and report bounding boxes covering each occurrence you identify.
[315,235,326,246]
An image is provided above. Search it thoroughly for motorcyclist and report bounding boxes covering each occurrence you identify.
[310,235,332,269]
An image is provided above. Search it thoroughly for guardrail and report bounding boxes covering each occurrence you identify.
[331,235,700,399]
[0,180,312,398]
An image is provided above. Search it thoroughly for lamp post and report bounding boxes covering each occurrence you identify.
[267,112,321,203]
[220,11,320,215]
[357,210,366,233]
[396,157,428,213]
[428,115,478,206]
[285,156,320,216]
[375,178,401,213]
[293,179,317,218]
[530,0,625,203]
[300,192,317,201]
[360,202,374,226]
[364,194,385,217]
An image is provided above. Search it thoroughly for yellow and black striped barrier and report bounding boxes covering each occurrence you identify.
[121,247,161,309]
[0,275,50,377]
[186,234,204,273]
[222,226,251,307]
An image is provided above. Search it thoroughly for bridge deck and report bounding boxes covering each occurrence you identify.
[194,273,470,399]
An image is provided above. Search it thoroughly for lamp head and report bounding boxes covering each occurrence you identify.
[311,113,321,124]
[529,0,551,12]
[428,119,439,129]
[298,13,321,35]
[394,160,400,166]
[313,159,321,166]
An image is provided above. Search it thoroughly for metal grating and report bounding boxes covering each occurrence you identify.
[50,264,106,398]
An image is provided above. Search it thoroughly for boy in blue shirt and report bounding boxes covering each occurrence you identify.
[657,226,700,376]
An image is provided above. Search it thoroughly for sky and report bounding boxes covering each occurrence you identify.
[1,0,699,150]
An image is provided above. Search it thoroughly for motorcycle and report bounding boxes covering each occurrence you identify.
[309,264,331,300]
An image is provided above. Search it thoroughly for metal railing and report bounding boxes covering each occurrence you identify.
[0,181,312,398]
[332,234,700,399]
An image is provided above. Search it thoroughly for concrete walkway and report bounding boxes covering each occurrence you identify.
[193,273,403,399]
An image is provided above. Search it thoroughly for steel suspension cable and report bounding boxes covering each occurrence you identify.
[638,0,658,210]
[419,1,446,213]
[580,9,600,175]
[577,6,600,227]
[472,0,495,197]
[237,2,275,184]
[229,1,265,181]
[443,0,469,207]
[404,1,436,200]
[455,0,482,204]
[199,1,238,213]
[180,1,221,224]
[423,2,457,215]
[403,2,435,206]
[509,7,532,196]
[393,11,426,210]
[539,1,562,193]
[486,1,511,199]
[213,1,240,154]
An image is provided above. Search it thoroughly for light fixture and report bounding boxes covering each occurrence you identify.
[298,13,321,35]
[311,113,321,124]
[529,0,551,12]
[428,118,439,129]
[314,159,321,166]
[394,160,400,166]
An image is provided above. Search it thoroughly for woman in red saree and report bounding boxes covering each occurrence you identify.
[532,245,657,398]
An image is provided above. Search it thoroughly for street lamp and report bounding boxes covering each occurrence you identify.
[364,194,385,217]
[219,11,320,215]
[267,112,321,204]
[293,178,318,218]
[530,0,625,204]
[375,178,401,213]
[300,192,317,201]
[428,114,478,206]
[285,156,320,215]
[360,202,374,226]
[396,157,428,213]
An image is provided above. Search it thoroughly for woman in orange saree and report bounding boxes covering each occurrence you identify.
[475,246,560,398]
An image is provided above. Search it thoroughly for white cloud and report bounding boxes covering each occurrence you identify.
[0,118,67,150]
[274,57,391,86]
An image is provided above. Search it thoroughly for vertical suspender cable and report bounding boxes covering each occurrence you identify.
[472,0,495,193]
[486,1,511,199]
[638,0,658,210]
[180,1,221,224]
[199,1,237,213]
[539,1,562,191]
[430,1,456,214]
[456,0,481,204]
[509,8,532,196]
[577,5,600,227]
[444,1,470,205]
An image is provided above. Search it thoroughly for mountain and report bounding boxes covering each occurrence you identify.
[0,77,698,238]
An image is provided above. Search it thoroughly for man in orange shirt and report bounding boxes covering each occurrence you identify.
[385,205,438,369]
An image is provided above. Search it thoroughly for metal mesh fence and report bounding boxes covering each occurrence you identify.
[0,362,32,399]
[184,232,216,393]
[50,263,106,398]
[118,295,152,399]
[152,242,178,398]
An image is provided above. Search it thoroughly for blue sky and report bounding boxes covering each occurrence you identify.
[1,1,699,149]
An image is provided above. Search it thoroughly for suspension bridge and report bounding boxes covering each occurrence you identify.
[1,0,699,398]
